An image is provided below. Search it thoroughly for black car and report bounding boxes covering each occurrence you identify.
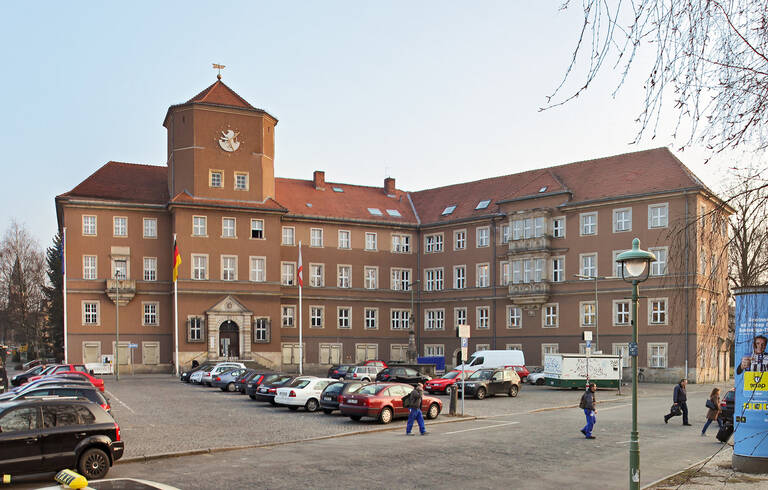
[245,373,282,399]
[0,384,111,412]
[233,369,259,393]
[10,364,50,387]
[719,387,735,426]
[327,364,355,379]
[0,397,124,479]
[461,368,521,399]
[180,362,215,383]
[375,367,431,386]
[250,374,295,403]
[319,381,367,414]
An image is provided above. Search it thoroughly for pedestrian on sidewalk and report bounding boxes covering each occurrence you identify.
[701,387,723,436]
[580,382,597,439]
[402,383,427,435]
[664,378,691,425]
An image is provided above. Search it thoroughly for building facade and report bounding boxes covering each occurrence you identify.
[56,79,732,382]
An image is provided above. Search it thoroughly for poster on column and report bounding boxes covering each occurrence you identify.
[733,289,768,459]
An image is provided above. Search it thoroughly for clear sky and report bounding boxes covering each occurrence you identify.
[0,1,745,248]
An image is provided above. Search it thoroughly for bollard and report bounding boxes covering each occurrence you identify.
[449,385,458,415]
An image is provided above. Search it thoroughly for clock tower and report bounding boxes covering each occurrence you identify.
[163,78,278,202]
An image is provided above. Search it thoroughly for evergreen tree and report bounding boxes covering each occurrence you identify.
[43,232,64,360]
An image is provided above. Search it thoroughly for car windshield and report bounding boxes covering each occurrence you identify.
[325,383,343,394]
[469,370,493,380]
[338,366,351,372]
[357,384,388,396]
[441,371,460,380]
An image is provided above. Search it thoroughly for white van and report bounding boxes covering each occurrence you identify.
[455,350,525,371]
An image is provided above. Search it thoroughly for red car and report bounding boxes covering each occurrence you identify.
[340,382,442,424]
[26,365,105,392]
[509,365,530,382]
[424,370,474,394]
[363,360,388,369]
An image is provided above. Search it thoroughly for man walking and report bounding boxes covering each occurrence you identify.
[664,378,691,425]
[403,383,427,436]
[580,382,597,439]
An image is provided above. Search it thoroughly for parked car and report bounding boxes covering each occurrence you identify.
[346,365,381,382]
[0,397,124,479]
[1,377,95,398]
[189,365,213,384]
[510,365,531,382]
[375,366,431,386]
[455,349,525,372]
[10,364,50,387]
[339,383,442,424]
[21,359,44,371]
[327,364,355,379]
[363,360,388,370]
[527,367,546,385]
[233,369,259,393]
[424,370,474,395]
[211,368,248,392]
[27,369,105,392]
[275,378,336,412]
[719,387,735,426]
[462,368,521,399]
[201,362,246,386]
[246,373,283,399]
[251,375,304,404]
[180,362,215,383]
[319,380,367,414]
[0,384,111,413]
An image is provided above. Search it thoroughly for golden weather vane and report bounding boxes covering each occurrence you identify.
[212,63,226,80]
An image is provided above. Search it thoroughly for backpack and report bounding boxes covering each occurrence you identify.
[579,393,587,409]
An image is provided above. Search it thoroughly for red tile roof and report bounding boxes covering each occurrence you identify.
[186,80,255,109]
[411,147,704,224]
[169,191,286,212]
[58,162,168,204]
[275,178,418,224]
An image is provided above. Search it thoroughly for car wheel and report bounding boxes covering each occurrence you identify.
[249,394,257,400]
[378,406,394,424]
[536,378,545,386]
[323,409,334,415]
[509,385,519,397]
[78,447,110,480]
[476,387,487,400]
[288,406,299,411]
[427,402,440,419]
[446,386,454,396]
[226,383,235,392]
[362,378,370,382]
[305,398,319,412]
[350,415,362,421]
[270,399,277,406]
[339,377,345,381]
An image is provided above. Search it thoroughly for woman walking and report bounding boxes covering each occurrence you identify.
[701,387,723,436]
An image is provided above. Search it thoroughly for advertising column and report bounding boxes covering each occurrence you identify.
[733,287,768,472]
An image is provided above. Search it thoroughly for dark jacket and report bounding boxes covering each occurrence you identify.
[403,386,423,409]
[582,390,595,411]
[673,383,687,403]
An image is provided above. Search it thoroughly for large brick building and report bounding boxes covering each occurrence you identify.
[55,78,732,382]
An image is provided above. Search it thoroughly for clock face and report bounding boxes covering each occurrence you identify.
[218,129,241,152]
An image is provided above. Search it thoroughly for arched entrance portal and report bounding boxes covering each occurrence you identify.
[219,320,240,358]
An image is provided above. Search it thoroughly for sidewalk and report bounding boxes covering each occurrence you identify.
[647,444,768,488]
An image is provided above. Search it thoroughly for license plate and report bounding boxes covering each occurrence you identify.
[324,396,334,401]
[348,399,358,404]
[259,388,267,393]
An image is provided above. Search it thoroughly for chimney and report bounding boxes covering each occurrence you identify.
[313,170,325,190]
[384,177,396,195]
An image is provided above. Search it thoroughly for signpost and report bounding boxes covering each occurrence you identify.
[457,324,471,416]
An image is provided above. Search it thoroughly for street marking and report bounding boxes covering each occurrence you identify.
[445,421,519,435]
[106,390,136,414]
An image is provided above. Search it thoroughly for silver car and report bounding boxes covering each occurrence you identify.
[211,368,247,392]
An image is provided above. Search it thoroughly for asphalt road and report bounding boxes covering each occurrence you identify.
[6,371,736,489]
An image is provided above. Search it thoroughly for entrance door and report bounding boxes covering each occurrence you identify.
[219,320,240,358]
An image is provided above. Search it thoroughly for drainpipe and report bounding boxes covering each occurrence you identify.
[684,197,690,378]
[491,217,498,349]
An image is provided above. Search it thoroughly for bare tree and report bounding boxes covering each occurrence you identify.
[548,1,768,159]
[725,166,768,287]
[0,221,46,356]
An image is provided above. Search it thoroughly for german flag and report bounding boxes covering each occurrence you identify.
[173,239,182,282]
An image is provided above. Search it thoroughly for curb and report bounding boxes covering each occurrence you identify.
[117,415,478,465]
[641,454,713,489]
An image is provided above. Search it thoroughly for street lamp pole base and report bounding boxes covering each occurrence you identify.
[630,431,640,489]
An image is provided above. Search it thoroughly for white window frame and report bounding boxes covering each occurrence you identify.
[613,300,630,326]
[281,305,296,328]
[506,306,522,329]
[500,261,511,286]
[193,216,207,237]
[281,226,295,246]
[191,254,208,280]
[542,343,559,362]
[143,257,157,282]
[390,309,410,330]
[310,263,325,287]
[580,212,597,236]
[188,316,204,341]
[222,217,236,238]
[113,216,127,237]
[710,301,717,326]
[234,171,249,190]
[392,233,411,253]
[83,255,97,280]
[543,303,559,328]
[454,265,466,289]
[476,263,490,288]
[337,307,352,329]
[454,229,467,250]
[221,255,237,281]
[250,256,266,282]
[424,344,445,357]
[648,203,669,229]
[338,230,351,249]
[142,302,159,326]
[699,299,707,324]
[476,306,490,329]
[648,342,668,368]
[613,208,632,233]
[425,233,444,253]
[580,301,596,327]
[209,169,223,188]
[364,308,378,330]
[364,266,378,289]
[82,215,97,236]
[613,249,629,278]
[281,262,296,286]
[365,232,377,251]
[455,307,467,328]
[476,226,490,248]
[82,301,100,325]
[552,216,565,238]
[391,268,412,291]
[253,317,269,342]
[310,306,324,328]
[337,264,352,288]
[580,253,597,278]
[551,256,565,282]
[310,228,324,247]
[424,309,445,331]
[143,218,158,239]
[424,267,444,291]
[648,297,668,325]
[250,219,264,239]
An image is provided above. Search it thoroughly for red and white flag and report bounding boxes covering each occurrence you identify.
[297,243,304,287]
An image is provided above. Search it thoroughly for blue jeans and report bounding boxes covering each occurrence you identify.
[582,409,596,437]
[702,417,724,435]
[406,407,425,434]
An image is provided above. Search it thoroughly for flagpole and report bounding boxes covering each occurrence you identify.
[298,241,303,375]
[62,227,68,364]
[173,233,179,377]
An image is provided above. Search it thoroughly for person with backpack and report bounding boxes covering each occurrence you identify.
[580,382,597,439]
[701,387,723,436]
[402,383,427,435]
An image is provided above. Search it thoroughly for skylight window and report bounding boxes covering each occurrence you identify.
[539,186,548,193]
[442,205,456,216]
[367,208,383,216]
[386,209,402,217]
[306,202,313,208]
[475,200,491,210]
[333,187,344,193]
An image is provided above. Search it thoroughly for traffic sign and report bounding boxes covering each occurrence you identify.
[461,337,468,348]
[628,342,639,356]
[128,343,138,348]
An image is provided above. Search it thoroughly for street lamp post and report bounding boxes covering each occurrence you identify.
[574,273,604,352]
[616,238,656,490]
[114,260,127,382]
[408,280,420,361]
